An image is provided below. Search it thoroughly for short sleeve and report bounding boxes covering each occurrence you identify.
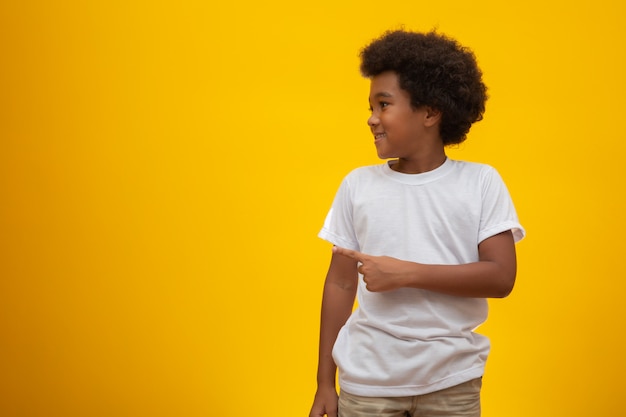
[318,176,360,251]
[478,166,525,243]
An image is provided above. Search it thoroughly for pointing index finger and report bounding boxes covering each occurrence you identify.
[332,246,365,262]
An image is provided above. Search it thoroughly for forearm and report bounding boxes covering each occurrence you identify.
[401,260,515,298]
[316,281,356,387]
[402,231,517,298]
[315,253,358,388]
[337,231,517,298]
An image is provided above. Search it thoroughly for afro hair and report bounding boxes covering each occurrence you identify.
[360,30,488,145]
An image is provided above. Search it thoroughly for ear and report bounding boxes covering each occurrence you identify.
[423,107,442,127]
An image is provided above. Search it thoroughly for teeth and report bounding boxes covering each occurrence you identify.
[375,133,386,139]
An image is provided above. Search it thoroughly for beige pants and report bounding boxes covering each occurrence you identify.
[338,378,482,417]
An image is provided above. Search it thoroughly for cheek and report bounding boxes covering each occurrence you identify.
[381,114,396,129]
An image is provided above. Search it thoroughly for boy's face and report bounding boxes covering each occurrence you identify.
[368,71,438,161]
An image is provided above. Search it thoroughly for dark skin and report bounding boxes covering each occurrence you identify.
[309,252,358,417]
[309,232,517,417]
[309,71,518,417]
[334,230,516,298]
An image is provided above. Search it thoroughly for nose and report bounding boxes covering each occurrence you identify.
[368,113,379,128]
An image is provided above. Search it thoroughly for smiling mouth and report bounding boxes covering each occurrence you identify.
[374,133,386,140]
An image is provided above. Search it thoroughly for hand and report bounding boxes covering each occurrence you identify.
[332,246,413,292]
[309,386,338,417]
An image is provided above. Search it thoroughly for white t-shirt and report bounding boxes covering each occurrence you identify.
[319,158,525,397]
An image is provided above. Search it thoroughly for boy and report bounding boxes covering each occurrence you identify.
[309,30,525,417]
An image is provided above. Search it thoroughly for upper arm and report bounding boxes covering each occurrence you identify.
[325,251,359,292]
[478,230,517,297]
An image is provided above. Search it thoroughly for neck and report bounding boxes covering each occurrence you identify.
[391,151,447,174]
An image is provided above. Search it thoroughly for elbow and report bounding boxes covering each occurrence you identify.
[493,285,513,299]
[492,273,516,298]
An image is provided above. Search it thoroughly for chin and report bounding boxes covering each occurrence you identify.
[376,151,395,159]
[375,148,388,159]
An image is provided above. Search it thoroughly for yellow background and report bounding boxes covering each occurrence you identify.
[1,0,625,416]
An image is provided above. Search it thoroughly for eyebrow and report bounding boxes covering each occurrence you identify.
[368,92,393,104]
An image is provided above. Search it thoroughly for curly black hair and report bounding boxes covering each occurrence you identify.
[360,30,488,145]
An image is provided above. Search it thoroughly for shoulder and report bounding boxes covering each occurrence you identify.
[332,164,391,199]
[342,163,387,182]
[448,159,502,180]
[348,163,386,175]
[449,159,494,172]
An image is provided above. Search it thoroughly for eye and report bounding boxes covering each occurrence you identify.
[380,101,389,109]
